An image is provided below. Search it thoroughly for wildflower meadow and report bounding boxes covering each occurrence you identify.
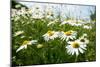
[11,1,96,66]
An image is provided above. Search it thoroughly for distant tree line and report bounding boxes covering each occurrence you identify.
[11,0,28,9]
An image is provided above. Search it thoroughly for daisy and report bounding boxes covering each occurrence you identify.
[45,7,54,19]
[83,25,92,29]
[79,37,89,45]
[14,31,24,37]
[66,40,87,56]
[31,5,44,19]
[16,40,38,52]
[17,7,27,16]
[14,16,20,21]
[43,31,58,41]
[72,23,82,27]
[78,34,89,47]
[60,30,77,41]
[46,12,54,19]
[27,8,33,14]
[11,9,17,17]
[32,13,44,19]
[60,20,73,26]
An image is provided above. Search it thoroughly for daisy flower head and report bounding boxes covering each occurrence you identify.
[11,9,17,17]
[27,8,33,14]
[43,30,58,41]
[14,31,24,37]
[73,23,82,27]
[83,25,92,29]
[79,37,89,45]
[32,4,43,12]
[46,12,54,19]
[45,7,54,19]
[32,11,44,19]
[16,40,38,52]
[61,30,77,41]
[31,5,44,19]
[17,7,27,16]
[66,40,87,56]
[78,34,89,46]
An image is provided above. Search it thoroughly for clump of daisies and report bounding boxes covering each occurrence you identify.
[60,20,83,27]
[31,5,44,19]
[60,19,92,30]
[42,30,77,42]
[43,30,89,61]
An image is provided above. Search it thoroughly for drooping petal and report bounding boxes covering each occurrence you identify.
[67,41,73,45]
[80,45,87,50]
[29,40,38,45]
[24,45,27,49]
[16,45,25,53]
[78,48,84,53]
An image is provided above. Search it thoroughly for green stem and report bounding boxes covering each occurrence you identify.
[75,55,78,62]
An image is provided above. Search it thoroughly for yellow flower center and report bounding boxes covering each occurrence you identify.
[80,39,85,42]
[72,42,80,48]
[64,31,72,36]
[50,13,54,16]
[22,40,29,45]
[47,31,54,36]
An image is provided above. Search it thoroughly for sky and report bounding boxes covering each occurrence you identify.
[19,1,95,20]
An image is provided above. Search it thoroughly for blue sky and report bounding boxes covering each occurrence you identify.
[19,2,95,20]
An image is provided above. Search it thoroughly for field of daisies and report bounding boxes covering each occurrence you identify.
[11,1,96,66]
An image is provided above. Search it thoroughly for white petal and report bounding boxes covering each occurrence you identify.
[24,45,27,49]
[70,36,74,40]
[79,48,84,53]
[73,36,76,39]
[67,41,73,45]
[75,49,79,56]
[71,48,75,55]
[66,37,69,41]
[30,40,38,44]
[80,45,87,50]
[16,45,25,53]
